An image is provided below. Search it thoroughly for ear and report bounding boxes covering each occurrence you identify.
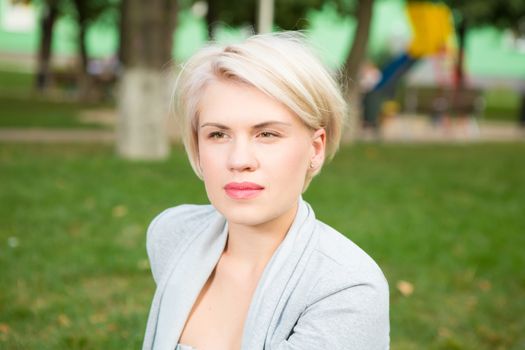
[310,128,326,171]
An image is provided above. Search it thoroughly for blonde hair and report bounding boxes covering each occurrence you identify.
[174,31,347,184]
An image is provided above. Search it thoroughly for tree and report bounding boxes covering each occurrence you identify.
[444,0,525,31]
[70,1,116,74]
[340,0,374,137]
[116,0,178,160]
[36,0,59,91]
[443,0,525,121]
[34,0,117,96]
[200,0,324,39]
[272,0,324,30]
[446,0,525,88]
[341,0,373,94]
[69,0,118,99]
[203,0,255,38]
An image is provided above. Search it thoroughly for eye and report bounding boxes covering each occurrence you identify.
[208,131,227,139]
[258,131,279,138]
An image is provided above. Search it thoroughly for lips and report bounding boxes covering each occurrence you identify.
[224,182,265,200]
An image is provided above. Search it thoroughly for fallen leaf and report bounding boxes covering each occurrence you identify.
[7,237,19,248]
[438,327,451,339]
[90,313,107,324]
[84,197,96,209]
[396,280,414,296]
[478,279,492,292]
[0,323,10,334]
[466,296,478,310]
[365,148,378,159]
[112,205,128,218]
[55,179,66,189]
[58,314,71,327]
[137,259,150,271]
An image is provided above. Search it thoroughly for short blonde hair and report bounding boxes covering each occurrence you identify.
[174,31,347,183]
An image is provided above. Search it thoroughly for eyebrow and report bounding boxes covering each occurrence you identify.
[199,121,292,129]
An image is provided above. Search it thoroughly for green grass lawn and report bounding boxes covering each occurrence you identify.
[0,95,112,129]
[0,70,113,129]
[1,142,524,349]
[0,70,33,96]
[483,89,522,122]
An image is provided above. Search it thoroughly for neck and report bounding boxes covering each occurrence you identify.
[222,201,299,272]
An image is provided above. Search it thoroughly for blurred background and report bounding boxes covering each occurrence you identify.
[0,0,524,349]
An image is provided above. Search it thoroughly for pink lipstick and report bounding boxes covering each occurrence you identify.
[224,182,264,199]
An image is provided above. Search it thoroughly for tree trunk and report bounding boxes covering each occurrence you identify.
[73,0,91,100]
[257,0,274,33]
[206,0,219,39]
[161,0,178,63]
[78,21,88,76]
[452,17,467,118]
[519,91,525,128]
[116,0,178,160]
[36,0,58,91]
[117,69,171,159]
[342,0,374,139]
[454,18,466,91]
[118,0,129,66]
[77,20,91,99]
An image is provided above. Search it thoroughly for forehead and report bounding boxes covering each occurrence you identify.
[197,79,302,127]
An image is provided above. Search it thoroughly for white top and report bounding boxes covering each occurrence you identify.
[142,197,390,350]
[175,345,195,350]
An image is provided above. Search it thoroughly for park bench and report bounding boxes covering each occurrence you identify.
[403,85,486,119]
[50,68,117,101]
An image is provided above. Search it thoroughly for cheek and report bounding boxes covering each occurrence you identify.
[198,141,221,173]
[265,141,310,185]
[198,145,220,184]
[198,145,223,200]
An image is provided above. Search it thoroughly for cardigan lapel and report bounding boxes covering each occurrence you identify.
[240,198,319,350]
[145,198,319,350]
[152,213,228,350]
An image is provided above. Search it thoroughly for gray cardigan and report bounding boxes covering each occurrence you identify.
[142,198,390,350]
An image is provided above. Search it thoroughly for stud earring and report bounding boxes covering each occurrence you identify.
[309,161,315,169]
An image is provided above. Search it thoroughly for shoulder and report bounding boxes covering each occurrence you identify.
[281,220,390,348]
[298,221,390,347]
[146,204,218,283]
[310,220,388,295]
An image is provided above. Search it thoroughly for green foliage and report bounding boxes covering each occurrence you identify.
[37,0,120,25]
[31,0,117,26]
[192,0,327,31]
[443,0,525,31]
[1,142,524,348]
[273,0,325,30]
[202,0,256,28]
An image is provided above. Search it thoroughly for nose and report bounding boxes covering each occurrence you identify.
[227,137,258,172]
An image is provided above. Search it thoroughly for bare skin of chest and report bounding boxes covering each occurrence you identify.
[179,257,263,350]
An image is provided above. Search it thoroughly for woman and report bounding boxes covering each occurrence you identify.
[143,32,389,350]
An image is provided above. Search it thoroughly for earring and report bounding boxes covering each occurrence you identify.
[309,161,315,169]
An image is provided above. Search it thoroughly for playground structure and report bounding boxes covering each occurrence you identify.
[363,2,484,130]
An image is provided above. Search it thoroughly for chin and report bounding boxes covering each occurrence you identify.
[211,193,300,230]
[215,201,275,227]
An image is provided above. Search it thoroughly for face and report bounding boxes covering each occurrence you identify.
[196,79,326,228]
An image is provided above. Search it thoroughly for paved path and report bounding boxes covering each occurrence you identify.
[0,129,115,143]
[372,116,525,142]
